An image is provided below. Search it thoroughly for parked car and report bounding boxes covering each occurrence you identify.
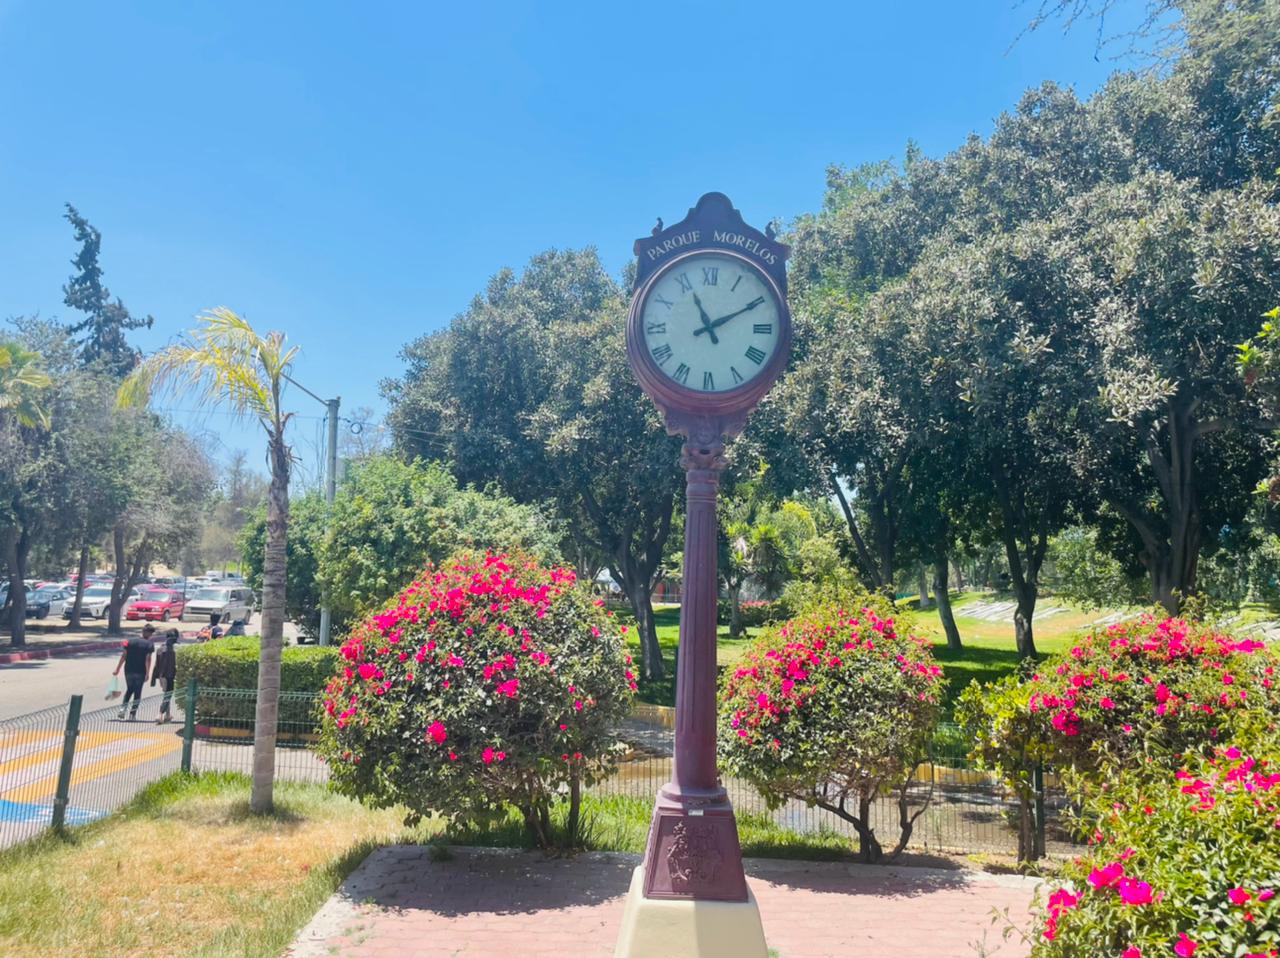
[126,588,186,622]
[26,588,70,619]
[63,585,114,619]
[182,586,254,624]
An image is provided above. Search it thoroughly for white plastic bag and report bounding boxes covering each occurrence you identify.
[105,674,122,700]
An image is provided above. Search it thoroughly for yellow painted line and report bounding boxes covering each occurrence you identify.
[0,738,181,804]
[0,731,134,777]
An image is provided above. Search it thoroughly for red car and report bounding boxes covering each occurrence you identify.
[126,588,186,622]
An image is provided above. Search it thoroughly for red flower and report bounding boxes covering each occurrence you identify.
[427,721,447,745]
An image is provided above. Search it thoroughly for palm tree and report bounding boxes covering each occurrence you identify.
[1,340,52,645]
[0,340,52,429]
[119,309,297,813]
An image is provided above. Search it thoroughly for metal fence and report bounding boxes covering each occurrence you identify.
[0,687,1078,858]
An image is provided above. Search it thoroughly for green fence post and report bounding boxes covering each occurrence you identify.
[1033,762,1047,859]
[180,679,197,774]
[51,694,83,832]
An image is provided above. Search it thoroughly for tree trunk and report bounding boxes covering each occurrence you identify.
[917,566,931,610]
[933,554,962,651]
[1013,583,1038,659]
[108,525,127,635]
[728,581,743,639]
[619,573,664,681]
[3,529,27,647]
[67,544,90,628]
[567,765,582,848]
[251,430,290,814]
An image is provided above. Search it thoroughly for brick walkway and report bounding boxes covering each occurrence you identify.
[287,846,1043,958]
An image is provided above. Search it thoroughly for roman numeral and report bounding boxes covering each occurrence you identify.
[753,323,773,335]
[702,267,718,286]
[745,346,766,365]
[675,273,693,294]
[654,294,674,310]
[646,321,667,335]
[673,363,690,385]
[652,343,673,366]
[730,275,743,292]
[730,366,744,384]
[702,371,715,391]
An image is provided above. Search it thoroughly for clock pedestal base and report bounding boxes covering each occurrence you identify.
[612,865,768,958]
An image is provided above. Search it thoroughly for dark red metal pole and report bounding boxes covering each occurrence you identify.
[638,438,748,901]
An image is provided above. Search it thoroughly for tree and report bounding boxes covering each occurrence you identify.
[239,492,328,640]
[316,456,561,623]
[0,340,52,643]
[120,308,298,814]
[384,249,683,680]
[201,450,268,572]
[62,205,154,378]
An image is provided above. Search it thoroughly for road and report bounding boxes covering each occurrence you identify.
[0,620,304,720]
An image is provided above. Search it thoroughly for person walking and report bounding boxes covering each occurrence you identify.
[113,624,155,721]
[152,628,179,723]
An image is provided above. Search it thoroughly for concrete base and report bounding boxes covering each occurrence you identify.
[613,865,768,958]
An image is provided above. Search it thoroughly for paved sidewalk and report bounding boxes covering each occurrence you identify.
[287,846,1042,958]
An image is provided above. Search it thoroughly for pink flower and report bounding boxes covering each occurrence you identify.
[1258,889,1275,902]
[1099,697,1116,709]
[482,747,495,764]
[574,700,584,711]
[358,663,379,681]
[1228,887,1251,906]
[1117,878,1153,906]
[496,678,520,698]
[1088,861,1125,890]
[1123,948,1142,958]
[1174,933,1198,957]
[426,721,447,745]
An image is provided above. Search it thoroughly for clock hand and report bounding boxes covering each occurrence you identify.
[693,296,767,337]
[691,292,720,345]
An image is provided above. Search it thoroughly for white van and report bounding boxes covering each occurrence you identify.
[182,585,254,624]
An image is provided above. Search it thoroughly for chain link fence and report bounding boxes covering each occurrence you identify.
[1,687,1077,857]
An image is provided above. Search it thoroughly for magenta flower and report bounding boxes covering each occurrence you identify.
[1117,878,1153,906]
[426,721,447,745]
[1088,861,1125,889]
[1228,887,1251,906]
[1122,948,1142,958]
[1174,933,1198,957]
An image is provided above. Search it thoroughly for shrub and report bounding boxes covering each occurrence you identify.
[718,601,943,862]
[716,598,788,631]
[174,636,340,728]
[316,551,635,849]
[1030,741,1280,958]
[958,614,1280,859]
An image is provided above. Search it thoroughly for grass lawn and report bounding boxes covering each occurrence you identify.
[0,773,866,956]
[0,774,426,958]
[626,593,1132,717]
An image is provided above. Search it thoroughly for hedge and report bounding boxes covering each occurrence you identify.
[175,636,340,729]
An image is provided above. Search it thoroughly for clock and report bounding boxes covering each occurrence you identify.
[631,250,785,399]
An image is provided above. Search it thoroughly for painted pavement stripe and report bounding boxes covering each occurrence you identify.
[0,730,134,778]
[0,737,180,804]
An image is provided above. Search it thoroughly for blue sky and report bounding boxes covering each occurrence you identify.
[0,1,1147,483]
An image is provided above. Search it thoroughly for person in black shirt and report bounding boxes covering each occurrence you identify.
[113,624,154,720]
[151,629,179,723]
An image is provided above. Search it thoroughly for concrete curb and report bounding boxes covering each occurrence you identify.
[0,639,123,665]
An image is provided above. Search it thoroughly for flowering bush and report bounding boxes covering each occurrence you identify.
[718,600,943,862]
[1031,741,1280,958]
[960,614,1280,860]
[316,552,635,848]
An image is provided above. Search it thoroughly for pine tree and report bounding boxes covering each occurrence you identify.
[62,204,153,377]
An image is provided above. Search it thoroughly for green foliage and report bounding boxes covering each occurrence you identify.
[1046,526,1145,611]
[716,598,787,630]
[61,204,154,378]
[317,456,560,620]
[317,552,635,850]
[174,636,339,727]
[718,600,942,860]
[238,493,329,640]
[1031,740,1280,958]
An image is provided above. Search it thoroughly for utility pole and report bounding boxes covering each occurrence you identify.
[282,373,340,647]
[318,396,340,646]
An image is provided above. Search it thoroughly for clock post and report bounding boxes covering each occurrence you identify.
[615,193,790,958]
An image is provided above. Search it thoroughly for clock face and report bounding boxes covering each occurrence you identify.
[639,253,783,394]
